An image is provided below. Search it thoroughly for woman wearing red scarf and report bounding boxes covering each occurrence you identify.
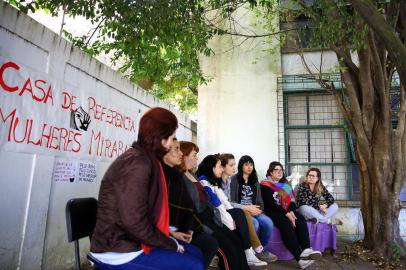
[261,161,321,269]
[90,107,204,270]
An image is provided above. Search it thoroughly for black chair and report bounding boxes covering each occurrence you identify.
[66,197,98,270]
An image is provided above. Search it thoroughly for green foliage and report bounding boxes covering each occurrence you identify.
[277,0,371,52]
[151,83,198,113]
[9,0,220,112]
[7,0,390,112]
[390,242,401,261]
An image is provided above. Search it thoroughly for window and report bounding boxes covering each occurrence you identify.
[279,74,404,201]
[278,75,356,201]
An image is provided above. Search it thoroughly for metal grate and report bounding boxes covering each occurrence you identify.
[279,73,405,202]
[288,164,356,201]
[281,75,355,201]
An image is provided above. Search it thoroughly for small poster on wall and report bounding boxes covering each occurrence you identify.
[52,157,97,183]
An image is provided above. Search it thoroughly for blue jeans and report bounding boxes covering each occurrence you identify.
[93,243,204,270]
[252,213,274,246]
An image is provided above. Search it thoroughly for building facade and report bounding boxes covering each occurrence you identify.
[198,4,406,239]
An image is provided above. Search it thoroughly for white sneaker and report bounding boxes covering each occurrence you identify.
[327,218,343,225]
[245,248,268,266]
[298,259,315,269]
[300,248,322,260]
[209,255,219,268]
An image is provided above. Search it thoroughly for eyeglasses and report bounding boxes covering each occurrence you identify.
[273,169,283,172]
[308,174,318,178]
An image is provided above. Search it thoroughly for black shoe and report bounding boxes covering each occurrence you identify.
[310,218,319,224]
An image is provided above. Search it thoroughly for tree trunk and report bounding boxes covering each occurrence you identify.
[296,0,406,257]
[357,150,404,255]
[338,31,406,254]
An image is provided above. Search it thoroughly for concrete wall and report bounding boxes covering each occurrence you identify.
[335,208,406,240]
[281,50,359,76]
[0,2,194,269]
[282,51,339,75]
[198,8,282,177]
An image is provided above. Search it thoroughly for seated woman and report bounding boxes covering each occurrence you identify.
[222,156,278,261]
[90,108,204,270]
[296,168,340,225]
[261,161,321,270]
[162,139,219,269]
[220,153,278,263]
[196,154,267,267]
[179,141,250,270]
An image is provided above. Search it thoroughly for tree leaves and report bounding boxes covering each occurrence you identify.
[9,0,219,111]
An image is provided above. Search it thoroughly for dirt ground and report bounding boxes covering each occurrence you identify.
[209,239,406,270]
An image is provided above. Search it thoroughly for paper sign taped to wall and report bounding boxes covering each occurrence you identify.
[78,161,97,183]
[52,158,97,183]
[53,160,77,183]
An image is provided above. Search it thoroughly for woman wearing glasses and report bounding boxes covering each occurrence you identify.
[261,161,321,269]
[296,168,340,225]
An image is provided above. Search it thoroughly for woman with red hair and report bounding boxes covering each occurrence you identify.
[90,107,204,270]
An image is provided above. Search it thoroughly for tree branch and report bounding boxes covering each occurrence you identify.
[59,4,66,36]
[206,23,294,38]
[296,49,354,131]
[348,0,406,90]
[357,45,375,141]
[368,31,389,124]
[85,16,107,47]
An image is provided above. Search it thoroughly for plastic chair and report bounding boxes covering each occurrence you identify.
[66,197,98,270]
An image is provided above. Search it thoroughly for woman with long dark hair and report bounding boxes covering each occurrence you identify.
[223,154,277,262]
[178,142,251,270]
[90,108,204,270]
[228,155,277,262]
[196,154,266,267]
[261,161,321,269]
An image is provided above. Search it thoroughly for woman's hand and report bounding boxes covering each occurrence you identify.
[319,204,328,214]
[170,231,193,243]
[286,211,297,227]
[177,244,185,253]
[243,205,262,216]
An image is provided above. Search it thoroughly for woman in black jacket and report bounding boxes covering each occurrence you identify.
[178,141,250,270]
[261,161,321,269]
[162,139,218,269]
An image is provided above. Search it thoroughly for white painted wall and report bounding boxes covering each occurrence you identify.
[335,208,406,240]
[282,51,338,75]
[198,8,282,177]
[0,2,193,269]
[281,50,359,75]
